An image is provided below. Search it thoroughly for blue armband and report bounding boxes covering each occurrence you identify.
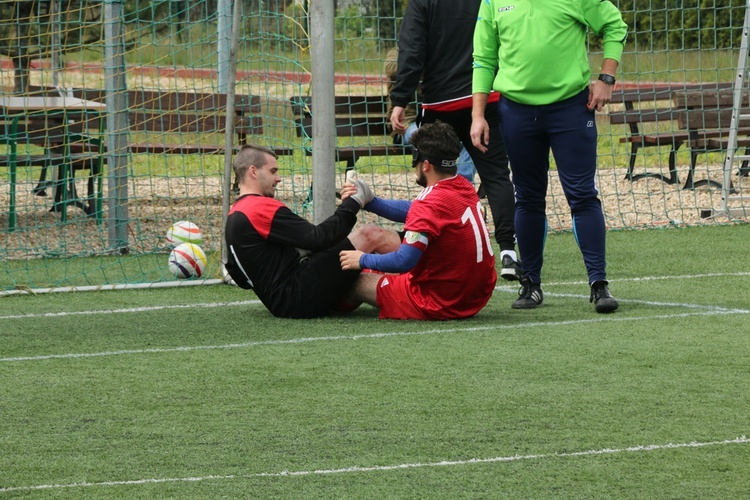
[364,197,411,223]
[359,243,423,273]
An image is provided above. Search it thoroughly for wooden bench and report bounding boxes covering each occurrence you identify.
[674,88,750,189]
[289,94,410,169]
[68,88,294,155]
[609,82,734,185]
[21,88,292,214]
[2,87,293,230]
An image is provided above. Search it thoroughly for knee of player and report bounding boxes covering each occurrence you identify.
[568,195,603,212]
[352,224,396,253]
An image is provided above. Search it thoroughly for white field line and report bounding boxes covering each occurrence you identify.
[495,271,750,300]
[3,268,748,322]
[524,271,750,287]
[0,279,225,297]
[1,306,747,363]
[537,293,748,311]
[0,300,262,321]
[2,272,748,363]
[1,436,747,493]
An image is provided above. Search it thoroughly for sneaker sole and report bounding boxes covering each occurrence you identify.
[512,300,542,309]
[512,293,543,309]
[595,299,619,313]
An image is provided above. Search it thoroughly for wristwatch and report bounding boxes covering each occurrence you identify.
[598,73,616,85]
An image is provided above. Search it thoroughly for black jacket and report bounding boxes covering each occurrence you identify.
[390,0,481,108]
[225,195,359,316]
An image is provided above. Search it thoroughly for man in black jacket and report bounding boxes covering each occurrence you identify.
[224,145,399,318]
[390,0,520,281]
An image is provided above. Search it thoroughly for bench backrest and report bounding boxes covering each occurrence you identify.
[611,82,733,106]
[608,82,734,126]
[290,95,391,138]
[70,88,262,136]
[674,89,750,130]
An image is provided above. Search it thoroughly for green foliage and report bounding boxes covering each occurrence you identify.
[0,1,103,58]
[0,1,180,59]
[616,0,746,49]
[1,0,743,69]
[335,5,366,40]
[371,0,403,42]
[277,1,309,52]
[0,0,176,91]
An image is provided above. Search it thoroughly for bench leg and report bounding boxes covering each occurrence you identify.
[50,164,89,216]
[84,167,98,217]
[683,149,725,191]
[624,143,639,181]
[665,147,679,184]
[93,157,105,223]
[35,141,65,197]
[738,146,750,177]
[81,158,105,221]
[628,143,681,185]
[33,163,53,196]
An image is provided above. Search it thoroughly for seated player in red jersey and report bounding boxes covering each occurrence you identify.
[224,144,400,318]
[339,121,498,320]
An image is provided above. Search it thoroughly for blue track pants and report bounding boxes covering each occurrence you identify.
[498,89,607,285]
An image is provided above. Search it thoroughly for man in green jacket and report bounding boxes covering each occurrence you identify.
[470,0,627,313]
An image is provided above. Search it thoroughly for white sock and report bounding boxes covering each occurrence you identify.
[500,250,517,261]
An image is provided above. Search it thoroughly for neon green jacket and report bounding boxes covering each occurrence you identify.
[472,0,628,105]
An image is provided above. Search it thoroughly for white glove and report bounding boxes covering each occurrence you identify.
[345,170,375,207]
[348,179,374,207]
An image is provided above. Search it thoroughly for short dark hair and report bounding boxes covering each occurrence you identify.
[233,144,278,183]
[410,121,461,173]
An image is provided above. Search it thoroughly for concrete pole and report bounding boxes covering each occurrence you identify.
[310,0,337,222]
[217,0,232,94]
[221,0,241,268]
[103,0,130,253]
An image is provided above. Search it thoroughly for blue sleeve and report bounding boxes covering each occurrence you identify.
[364,197,411,223]
[359,243,423,273]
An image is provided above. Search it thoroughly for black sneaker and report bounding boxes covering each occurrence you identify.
[590,280,619,313]
[500,254,523,281]
[512,278,543,309]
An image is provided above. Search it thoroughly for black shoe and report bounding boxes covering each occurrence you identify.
[512,278,543,309]
[500,254,523,282]
[590,280,618,313]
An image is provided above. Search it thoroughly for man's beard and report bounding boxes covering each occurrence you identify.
[415,167,427,187]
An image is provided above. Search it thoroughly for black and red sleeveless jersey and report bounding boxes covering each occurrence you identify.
[224,194,359,312]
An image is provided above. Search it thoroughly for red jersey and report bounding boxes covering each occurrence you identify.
[388,176,497,319]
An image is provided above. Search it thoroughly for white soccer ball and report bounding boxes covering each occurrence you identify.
[166,221,202,247]
[168,243,207,279]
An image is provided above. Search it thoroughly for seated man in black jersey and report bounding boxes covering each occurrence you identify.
[224,144,400,318]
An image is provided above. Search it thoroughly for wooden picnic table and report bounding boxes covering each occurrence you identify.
[1,96,106,231]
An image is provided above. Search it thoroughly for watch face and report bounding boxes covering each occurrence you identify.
[598,74,616,85]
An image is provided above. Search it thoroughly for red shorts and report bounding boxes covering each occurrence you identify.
[376,273,429,320]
